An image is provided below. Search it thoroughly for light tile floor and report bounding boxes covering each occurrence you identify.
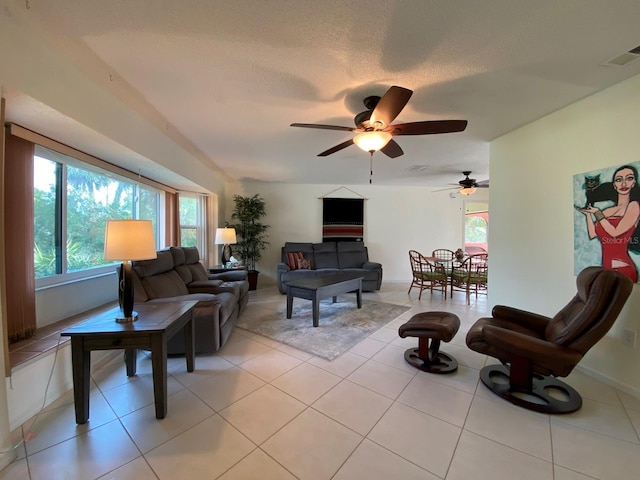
[2,282,640,479]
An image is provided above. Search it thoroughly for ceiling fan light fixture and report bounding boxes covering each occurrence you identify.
[459,186,477,196]
[353,131,392,152]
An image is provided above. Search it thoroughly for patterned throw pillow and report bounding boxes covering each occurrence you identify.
[297,258,312,270]
[286,252,304,270]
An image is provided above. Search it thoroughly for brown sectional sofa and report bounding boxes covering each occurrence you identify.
[130,246,249,354]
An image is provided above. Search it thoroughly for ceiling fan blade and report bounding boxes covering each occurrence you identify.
[390,120,468,136]
[290,123,355,132]
[318,139,354,156]
[476,180,490,187]
[369,86,413,127]
[380,139,404,158]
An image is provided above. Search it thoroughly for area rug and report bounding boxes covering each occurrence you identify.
[236,300,410,360]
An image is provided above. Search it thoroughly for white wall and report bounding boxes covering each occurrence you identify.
[227,182,489,284]
[490,73,640,396]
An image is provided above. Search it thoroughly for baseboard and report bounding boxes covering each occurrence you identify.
[0,450,16,472]
[575,364,640,400]
[7,347,121,431]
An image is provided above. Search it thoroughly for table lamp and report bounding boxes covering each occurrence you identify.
[215,227,237,265]
[104,219,157,322]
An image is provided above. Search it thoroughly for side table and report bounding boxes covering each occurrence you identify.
[61,300,197,424]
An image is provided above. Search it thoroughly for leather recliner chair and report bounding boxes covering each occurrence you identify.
[466,266,633,414]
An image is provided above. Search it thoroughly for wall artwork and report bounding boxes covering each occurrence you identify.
[573,161,640,283]
[322,198,364,242]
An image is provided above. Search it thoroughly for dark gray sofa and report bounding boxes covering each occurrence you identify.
[276,241,382,294]
[130,246,249,354]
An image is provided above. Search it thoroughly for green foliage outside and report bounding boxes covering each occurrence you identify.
[465,216,487,243]
[34,156,158,278]
[179,196,198,247]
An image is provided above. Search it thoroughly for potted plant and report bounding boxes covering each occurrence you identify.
[230,194,270,290]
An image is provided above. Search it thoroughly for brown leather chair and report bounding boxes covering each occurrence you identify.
[466,266,632,413]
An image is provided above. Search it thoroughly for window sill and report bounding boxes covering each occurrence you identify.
[8,301,118,372]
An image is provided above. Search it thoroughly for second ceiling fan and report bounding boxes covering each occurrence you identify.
[290,85,468,158]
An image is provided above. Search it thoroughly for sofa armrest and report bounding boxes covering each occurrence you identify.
[187,280,225,294]
[208,270,248,282]
[144,293,222,305]
[363,261,382,270]
[277,262,291,273]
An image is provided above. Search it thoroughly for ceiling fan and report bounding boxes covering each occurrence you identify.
[290,86,468,159]
[438,171,490,195]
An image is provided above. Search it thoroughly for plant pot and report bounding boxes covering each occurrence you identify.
[247,270,259,291]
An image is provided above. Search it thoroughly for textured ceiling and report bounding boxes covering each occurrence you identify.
[4,0,640,189]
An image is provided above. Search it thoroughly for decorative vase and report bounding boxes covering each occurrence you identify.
[455,248,465,261]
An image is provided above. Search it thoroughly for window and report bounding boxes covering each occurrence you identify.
[34,145,161,286]
[179,193,207,253]
[464,208,489,255]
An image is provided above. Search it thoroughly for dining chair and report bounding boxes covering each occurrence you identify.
[431,249,455,263]
[408,250,448,299]
[450,253,488,304]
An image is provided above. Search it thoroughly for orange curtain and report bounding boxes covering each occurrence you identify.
[3,131,37,342]
[165,191,181,247]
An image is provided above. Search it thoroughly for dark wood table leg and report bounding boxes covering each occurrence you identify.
[312,293,320,327]
[150,333,168,419]
[286,290,293,319]
[332,295,338,303]
[70,338,91,424]
[184,313,195,373]
[125,348,137,376]
[356,283,362,308]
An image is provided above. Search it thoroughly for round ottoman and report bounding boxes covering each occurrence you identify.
[398,311,460,373]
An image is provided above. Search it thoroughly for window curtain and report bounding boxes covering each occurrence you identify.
[322,198,364,242]
[165,191,180,246]
[3,131,37,342]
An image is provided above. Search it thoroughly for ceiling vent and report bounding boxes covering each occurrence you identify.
[604,45,640,67]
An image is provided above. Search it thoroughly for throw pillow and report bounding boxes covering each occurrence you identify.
[286,252,304,270]
[297,258,312,269]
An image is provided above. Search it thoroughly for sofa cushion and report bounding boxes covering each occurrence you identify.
[182,246,201,264]
[133,250,175,277]
[170,246,186,266]
[313,242,339,269]
[297,257,312,269]
[337,241,368,268]
[282,243,314,261]
[286,252,304,270]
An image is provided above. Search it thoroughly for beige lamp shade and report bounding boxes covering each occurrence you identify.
[459,187,477,196]
[215,227,237,245]
[353,131,392,152]
[104,220,157,261]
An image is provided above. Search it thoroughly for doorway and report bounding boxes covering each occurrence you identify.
[464,202,488,255]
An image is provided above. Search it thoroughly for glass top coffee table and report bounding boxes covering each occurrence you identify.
[285,273,363,327]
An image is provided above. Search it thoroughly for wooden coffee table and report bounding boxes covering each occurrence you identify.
[61,300,197,424]
[285,273,363,327]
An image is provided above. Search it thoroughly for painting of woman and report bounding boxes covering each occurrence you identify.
[577,165,640,282]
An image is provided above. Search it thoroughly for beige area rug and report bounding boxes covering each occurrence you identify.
[236,299,410,360]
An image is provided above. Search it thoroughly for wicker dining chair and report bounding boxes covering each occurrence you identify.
[450,253,488,304]
[408,250,448,299]
[431,249,455,263]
